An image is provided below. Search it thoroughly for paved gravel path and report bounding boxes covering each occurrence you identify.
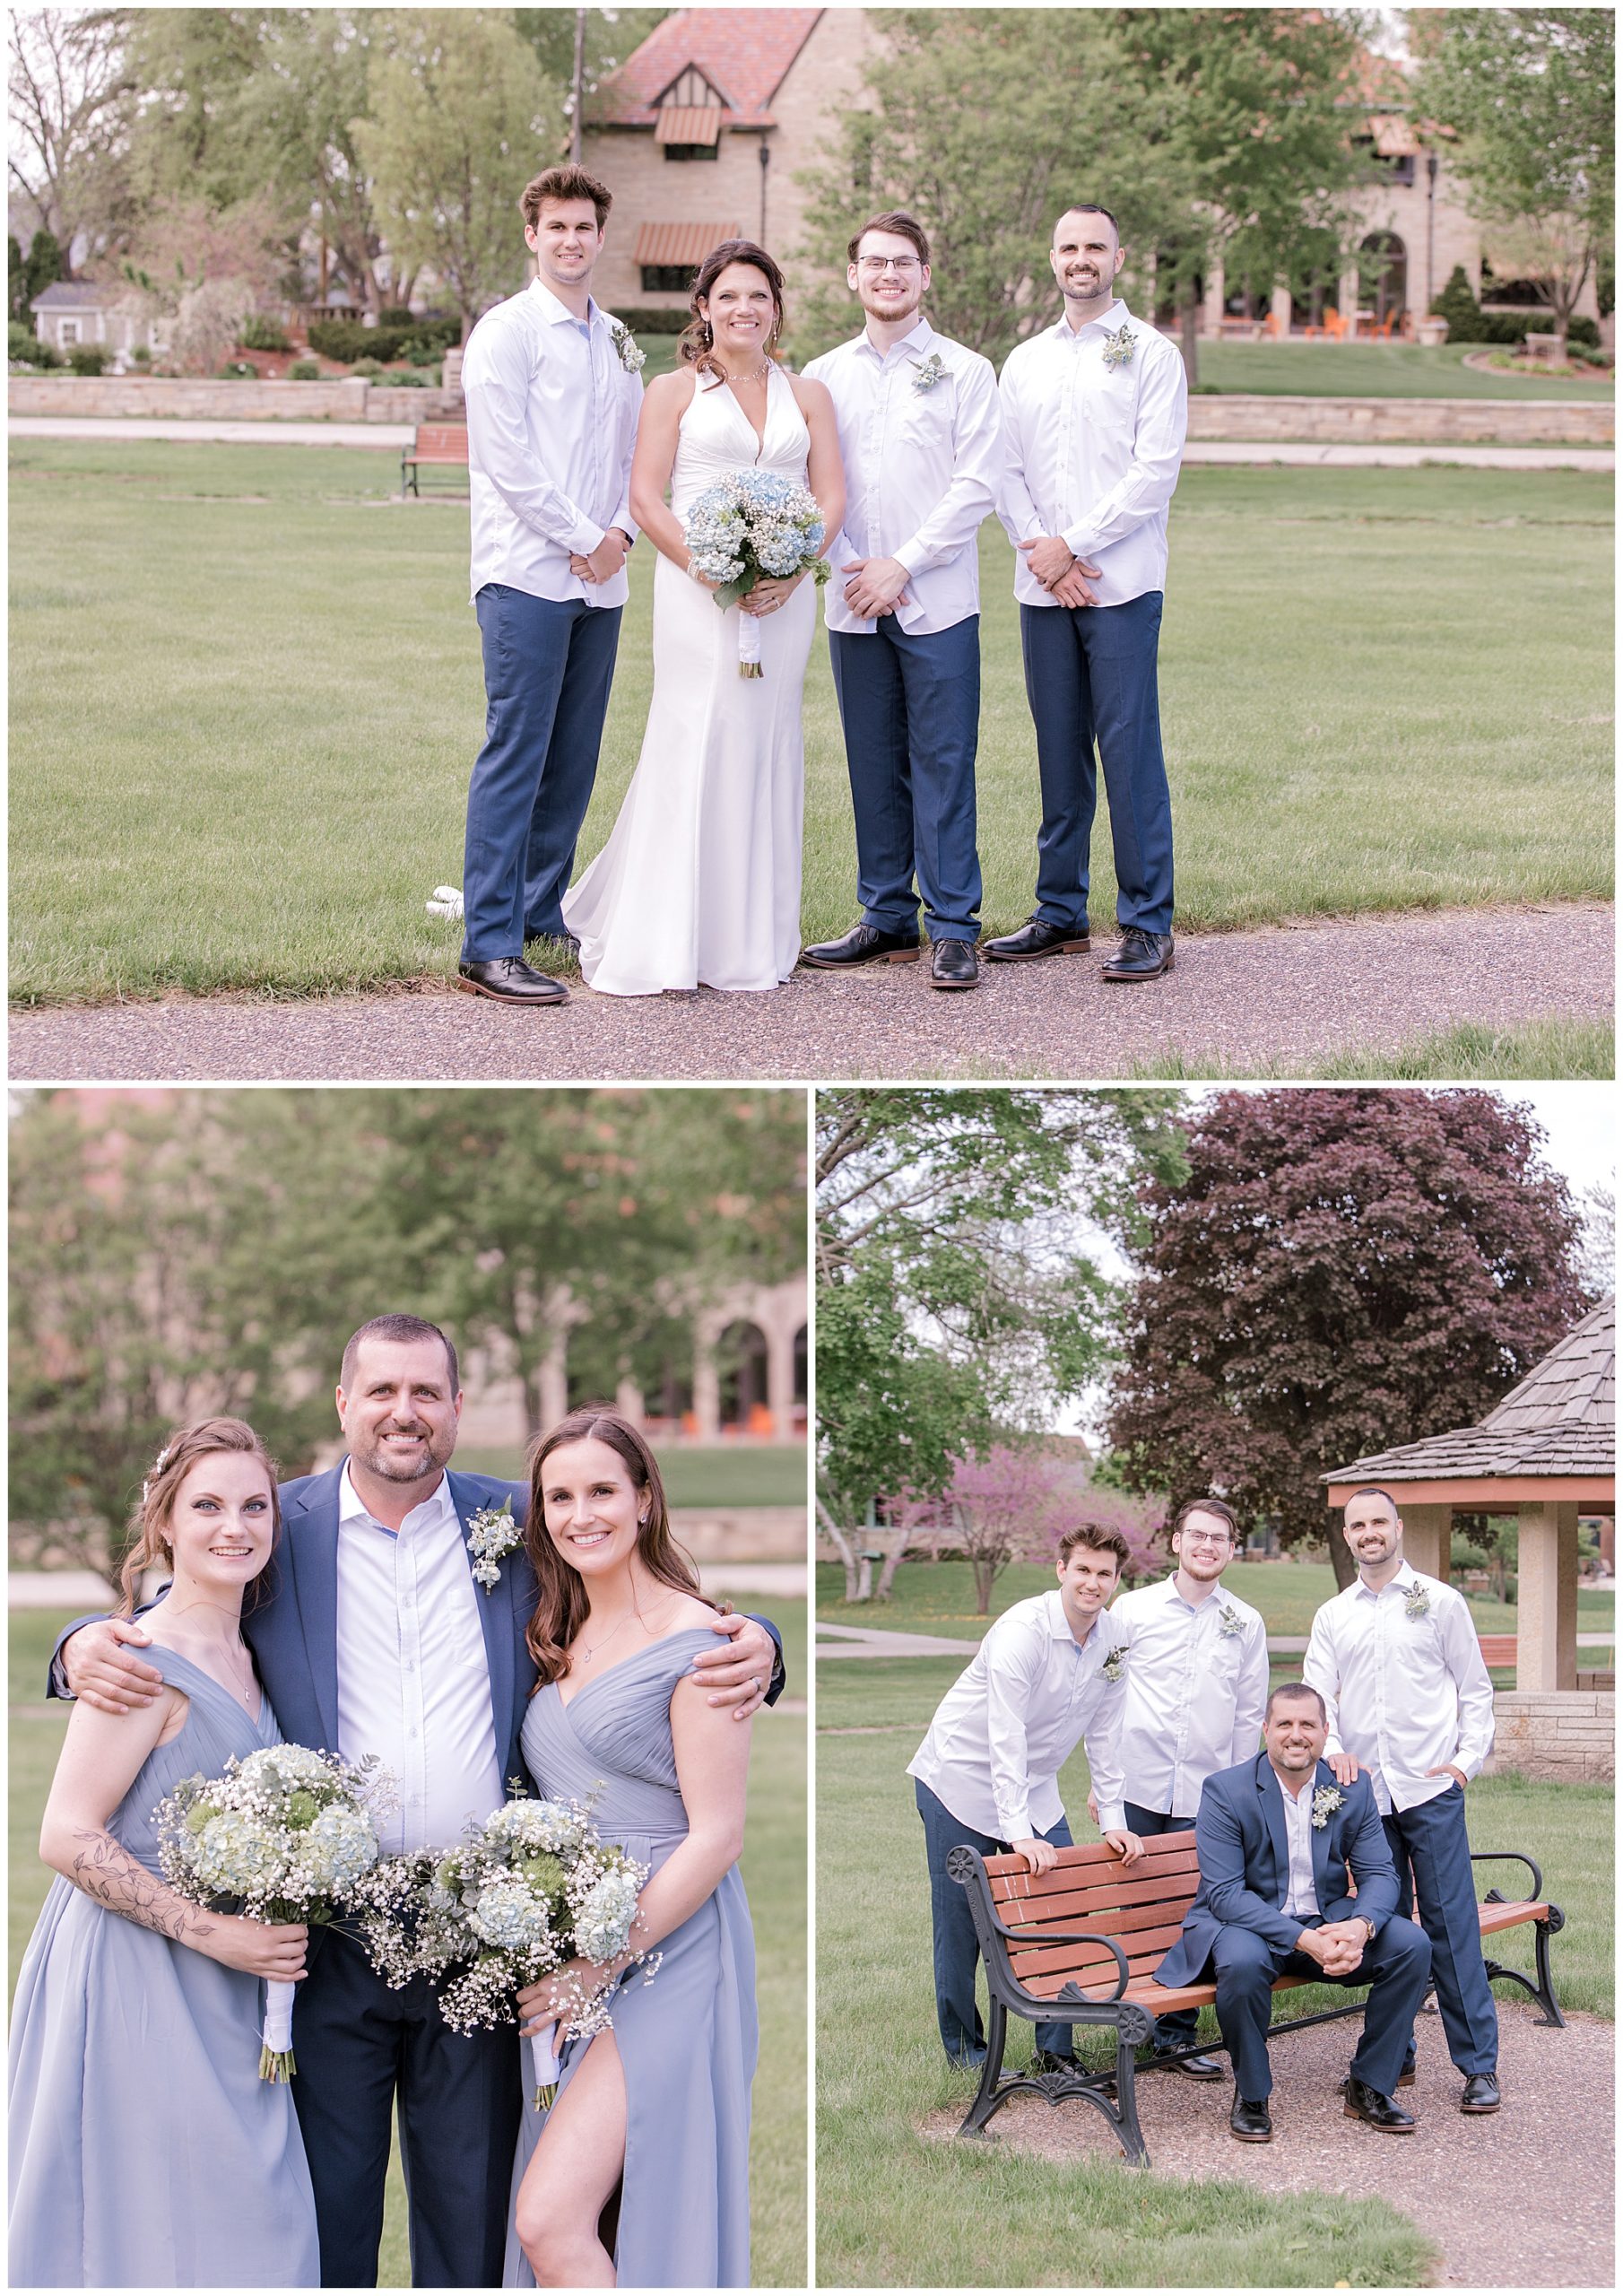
[924,2002,1613,2287]
[11,903,1610,1083]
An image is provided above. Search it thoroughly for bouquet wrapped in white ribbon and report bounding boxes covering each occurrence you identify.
[683,468,829,677]
[352,1792,654,2109]
[155,1744,393,2079]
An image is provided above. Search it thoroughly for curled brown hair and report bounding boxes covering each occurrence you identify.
[520,164,612,233]
[1055,1522,1131,1571]
[676,239,786,376]
[119,1418,282,1616]
[523,1406,713,1685]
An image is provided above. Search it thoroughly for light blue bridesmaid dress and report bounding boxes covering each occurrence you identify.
[503,1628,758,2289]
[8,1640,321,2288]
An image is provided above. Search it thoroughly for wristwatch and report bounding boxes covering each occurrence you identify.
[610,526,634,550]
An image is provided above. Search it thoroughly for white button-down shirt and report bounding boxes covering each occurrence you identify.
[997,298,1188,610]
[907,1589,1127,1842]
[1107,1574,1270,1817]
[1278,1772,1323,1920]
[1303,1562,1496,1816]
[803,317,1003,637]
[463,277,642,610]
[335,1463,504,1856]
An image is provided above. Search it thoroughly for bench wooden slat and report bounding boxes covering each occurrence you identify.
[998,1874,1199,1927]
[411,425,469,462]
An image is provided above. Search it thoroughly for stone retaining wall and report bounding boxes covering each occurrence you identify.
[670,1506,805,1563]
[1488,1691,1615,1783]
[8,376,464,422]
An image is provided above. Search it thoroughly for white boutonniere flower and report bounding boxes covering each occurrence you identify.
[1100,1644,1127,1683]
[1403,1584,1431,1619]
[466,1503,522,1592]
[910,351,947,395]
[609,318,646,375]
[1311,1783,1344,1831]
[1101,320,1136,371]
[1216,1603,1245,1639]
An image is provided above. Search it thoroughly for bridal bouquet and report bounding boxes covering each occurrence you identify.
[155,1744,394,2079]
[352,1792,654,2108]
[683,469,829,678]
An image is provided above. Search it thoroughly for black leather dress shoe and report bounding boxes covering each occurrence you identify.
[1460,2072,1500,2113]
[1343,2077,1416,2132]
[456,957,568,1005]
[984,916,1090,962]
[1229,2092,1272,2142]
[801,923,920,969]
[1157,2048,1225,2081]
[1031,2048,1083,2074]
[930,938,979,989]
[1100,926,1174,981]
[1341,2066,1416,2093]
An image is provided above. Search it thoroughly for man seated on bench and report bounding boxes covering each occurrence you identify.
[907,1524,1145,2070]
[1150,1682,1432,2144]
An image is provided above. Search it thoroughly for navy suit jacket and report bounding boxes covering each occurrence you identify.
[1154,1752,1402,1990]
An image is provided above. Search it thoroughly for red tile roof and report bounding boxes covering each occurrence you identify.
[593,9,824,130]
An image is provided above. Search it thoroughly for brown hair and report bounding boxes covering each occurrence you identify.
[1056,1522,1131,1571]
[847,209,931,266]
[119,1418,281,1616]
[1054,203,1121,245]
[523,1406,714,1685]
[1348,1485,1400,1516]
[676,239,786,376]
[1173,1495,1238,1543]
[340,1314,458,1397]
[521,165,612,233]
[1265,1681,1327,1726]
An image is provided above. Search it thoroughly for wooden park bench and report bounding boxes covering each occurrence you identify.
[1479,1633,1518,1668]
[948,1831,1565,2167]
[401,423,469,497]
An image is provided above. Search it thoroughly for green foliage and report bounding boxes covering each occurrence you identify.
[219,359,258,379]
[597,306,690,335]
[1430,262,1488,340]
[8,321,58,369]
[8,235,26,323]
[239,314,291,352]
[287,359,321,381]
[65,344,108,377]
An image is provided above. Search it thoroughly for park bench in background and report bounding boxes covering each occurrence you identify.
[948,1831,1565,2167]
[401,424,469,497]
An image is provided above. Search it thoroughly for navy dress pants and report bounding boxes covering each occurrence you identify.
[1019,590,1173,936]
[292,1925,523,2286]
[915,1778,1075,2063]
[1123,1801,1201,2042]
[1209,1915,1432,2101]
[1384,1784,1499,2074]
[829,615,983,943]
[462,584,622,961]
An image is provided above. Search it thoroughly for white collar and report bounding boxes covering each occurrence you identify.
[1353,1557,1419,1601]
[339,1457,456,1533]
[855,314,935,363]
[1055,295,1130,341]
[527,276,602,330]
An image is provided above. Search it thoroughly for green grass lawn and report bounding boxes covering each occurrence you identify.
[452,1442,807,1509]
[1126,1014,1616,1083]
[1188,339,1614,401]
[10,443,1612,1003]
[11,1605,806,2285]
[815,1648,1610,2285]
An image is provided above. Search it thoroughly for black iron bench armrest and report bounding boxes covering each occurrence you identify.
[1469,1848,1545,1902]
[980,1913,1133,1999]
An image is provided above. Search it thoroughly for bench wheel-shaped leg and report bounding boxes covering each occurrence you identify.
[957,2000,1008,2139]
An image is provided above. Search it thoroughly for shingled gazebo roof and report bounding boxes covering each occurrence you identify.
[1323,1298,1616,1503]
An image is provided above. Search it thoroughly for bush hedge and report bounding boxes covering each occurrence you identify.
[239,314,291,352]
[307,312,461,363]
[1428,265,1601,348]
[288,359,321,380]
[8,319,60,367]
[66,344,108,375]
[603,306,689,335]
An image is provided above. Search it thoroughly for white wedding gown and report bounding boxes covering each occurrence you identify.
[562,364,817,995]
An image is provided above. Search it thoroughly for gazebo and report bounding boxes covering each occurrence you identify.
[1323,1298,1614,1783]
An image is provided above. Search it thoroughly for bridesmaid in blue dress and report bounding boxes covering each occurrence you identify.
[9,1419,319,2288]
[503,1408,758,2289]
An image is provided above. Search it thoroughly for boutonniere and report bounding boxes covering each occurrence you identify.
[466,1502,522,1592]
[1403,1584,1431,1619]
[1216,1602,1245,1639]
[1099,1643,1127,1683]
[609,318,646,375]
[1311,1783,1344,1830]
[909,350,947,395]
[1100,320,1136,371]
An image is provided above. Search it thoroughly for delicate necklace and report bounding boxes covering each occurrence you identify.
[221,1638,259,1713]
[579,1604,641,1663]
[722,356,771,387]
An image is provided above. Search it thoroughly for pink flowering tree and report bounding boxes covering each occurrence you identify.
[892,1449,1169,1612]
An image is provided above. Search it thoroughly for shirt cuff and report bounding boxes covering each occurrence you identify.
[892,538,929,579]
[568,517,607,556]
[1096,1800,1126,1833]
[1061,521,1101,561]
[996,1802,1031,1846]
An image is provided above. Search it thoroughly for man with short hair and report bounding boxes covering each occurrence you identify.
[907,1524,1144,2067]
[801,211,1003,989]
[992,202,1187,982]
[1152,1683,1432,2141]
[1305,1484,1501,2114]
[52,1315,783,2287]
[1103,1497,1268,2076]
[456,165,644,1006]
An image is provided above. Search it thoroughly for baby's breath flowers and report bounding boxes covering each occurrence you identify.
[684,469,830,677]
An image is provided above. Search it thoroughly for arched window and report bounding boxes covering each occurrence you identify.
[1358,232,1407,326]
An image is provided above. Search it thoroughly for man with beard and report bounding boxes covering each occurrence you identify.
[801,212,1003,989]
[51,1316,782,2287]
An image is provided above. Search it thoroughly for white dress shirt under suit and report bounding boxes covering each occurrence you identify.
[334,1462,503,1857]
[462,276,642,611]
[997,297,1188,611]
[805,317,1003,637]
[1107,1573,1270,1818]
[908,1588,1129,1841]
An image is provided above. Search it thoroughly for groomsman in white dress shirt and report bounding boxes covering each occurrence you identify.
[1102,1496,1269,2075]
[1305,1485,1502,2114]
[801,212,1004,990]
[992,202,1188,982]
[907,1524,1143,2068]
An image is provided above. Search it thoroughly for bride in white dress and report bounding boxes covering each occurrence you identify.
[562,240,845,996]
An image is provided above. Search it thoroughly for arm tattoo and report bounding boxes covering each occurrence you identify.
[67,1829,220,1949]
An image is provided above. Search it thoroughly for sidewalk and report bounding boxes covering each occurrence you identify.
[817,1622,1614,1658]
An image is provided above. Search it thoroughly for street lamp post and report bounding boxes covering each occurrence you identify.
[1426,151,1438,311]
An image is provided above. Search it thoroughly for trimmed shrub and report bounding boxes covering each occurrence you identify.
[239,314,291,352]
[288,359,321,380]
[66,344,108,375]
[8,319,60,367]
[220,358,258,378]
[602,305,689,335]
[308,312,458,363]
[1428,264,1487,341]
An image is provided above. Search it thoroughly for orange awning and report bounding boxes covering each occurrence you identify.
[655,105,723,145]
[1367,112,1420,157]
[634,222,742,266]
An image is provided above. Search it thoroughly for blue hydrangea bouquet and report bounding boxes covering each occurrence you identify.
[684,468,829,677]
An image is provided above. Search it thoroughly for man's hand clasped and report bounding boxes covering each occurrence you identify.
[1296,1917,1372,1978]
[568,528,631,585]
[1017,534,1103,608]
[841,555,913,619]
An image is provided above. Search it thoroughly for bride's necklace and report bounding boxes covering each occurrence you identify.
[720,356,772,388]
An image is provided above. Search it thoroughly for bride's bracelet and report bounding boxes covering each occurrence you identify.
[684,554,708,586]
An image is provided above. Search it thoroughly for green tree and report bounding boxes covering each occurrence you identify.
[815,1087,1186,1600]
[8,7,136,265]
[1414,8,1615,351]
[357,10,561,341]
[514,7,670,152]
